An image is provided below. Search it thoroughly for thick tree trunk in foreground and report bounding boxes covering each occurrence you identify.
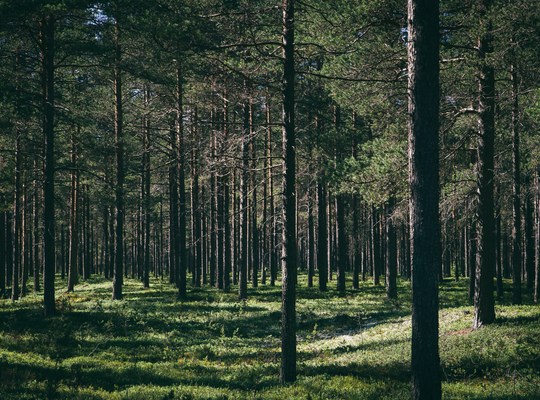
[280,0,296,384]
[407,0,442,398]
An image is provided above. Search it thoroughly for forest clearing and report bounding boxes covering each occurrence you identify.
[1,275,539,399]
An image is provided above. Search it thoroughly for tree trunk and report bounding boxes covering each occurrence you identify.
[32,159,40,291]
[239,99,250,300]
[468,223,476,302]
[12,124,22,301]
[280,0,296,384]
[307,185,315,288]
[510,64,522,305]
[209,112,217,288]
[407,0,442,397]
[41,15,56,316]
[222,102,231,292]
[535,167,540,303]
[371,207,381,285]
[67,134,79,292]
[112,17,124,301]
[336,194,346,294]
[524,180,534,291]
[0,211,5,296]
[386,198,398,300]
[251,103,259,288]
[473,0,496,328]
[143,90,151,289]
[317,181,328,291]
[176,64,187,299]
[495,204,504,299]
[268,104,277,287]
[352,197,360,289]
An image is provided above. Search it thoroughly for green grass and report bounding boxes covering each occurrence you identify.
[1,274,539,399]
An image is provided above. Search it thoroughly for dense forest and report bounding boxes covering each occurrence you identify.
[1,0,540,399]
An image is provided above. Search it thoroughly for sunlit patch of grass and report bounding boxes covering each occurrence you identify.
[1,274,539,399]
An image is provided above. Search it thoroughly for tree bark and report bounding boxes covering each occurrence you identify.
[473,0,496,328]
[510,64,522,305]
[280,0,297,384]
[239,98,250,300]
[535,167,540,303]
[0,210,5,296]
[407,0,442,398]
[112,17,124,301]
[386,198,398,300]
[336,194,346,294]
[143,89,151,289]
[12,123,22,301]
[176,64,187,299]
[41,15,56,316]
[524,180,534,291]
[251,103,259,289]
[307,185,315,288]
[317,180,328,291]
[67,133,79,292]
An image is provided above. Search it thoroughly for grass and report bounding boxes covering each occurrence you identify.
[1,274,539,399]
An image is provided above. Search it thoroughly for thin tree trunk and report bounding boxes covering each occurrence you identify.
[317,181,327,291]
[222,101,231,292]
[386,198,398,300]
[239,98,250,300]
[280,0,296,384]
[307,185,314,288]
[12,124,22,301]
[143,90,151,289]
[371,207,381,285]
[0,211,5,296]
[67,133,79,292]
[41,15,56,316]
[535,167,540,303]
[176,64,187,299]
[352,197,360,289]
[210,113,218,288]
[510,64,522,305]
[112,17,124,301]
[33,159,40,290]
[496,204,504,299]
[251,103,259,288]
[336,194,346,294]
[524,180,534,291]
[21,166,28,297]
[267,102,277,287]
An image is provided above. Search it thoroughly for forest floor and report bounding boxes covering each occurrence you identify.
[0,274,539,399]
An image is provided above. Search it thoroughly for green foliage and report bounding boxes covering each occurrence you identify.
[1,276,539,399]
[340,135,407,204]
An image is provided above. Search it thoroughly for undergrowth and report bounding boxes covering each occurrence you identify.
[0,275,539,399]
